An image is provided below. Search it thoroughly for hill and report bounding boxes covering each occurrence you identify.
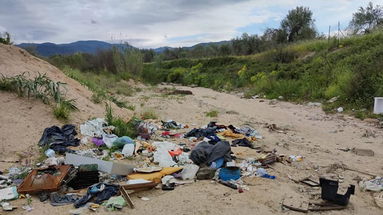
[0,43,132,169]
[17,40,133,57]
[142,31,383,118]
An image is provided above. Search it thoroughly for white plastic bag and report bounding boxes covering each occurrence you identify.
[122,144,135,157]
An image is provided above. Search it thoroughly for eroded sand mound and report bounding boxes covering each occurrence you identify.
[0,44,132,168]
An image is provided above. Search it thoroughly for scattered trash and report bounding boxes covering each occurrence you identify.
[18,165,72,194]
[102,196,126,211]
[38,124,80,153]
[1,202,17,211]
[337,107,344,113]
[289,155,303,162]
[359,177,383,192]
[219,167,241,181]
[256,168,276,179]
[50,192,81,206]
[140,197,150,201]
[319,177,355,206]
[180,164,199,180]
[45,149,56,158]
[0,186,18,201]
[74,183,119,208]
[328,96,339,103]
[308,102,322,107]
[65,153,135,175]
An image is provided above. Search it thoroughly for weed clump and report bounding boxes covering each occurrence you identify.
[205,110,219,117]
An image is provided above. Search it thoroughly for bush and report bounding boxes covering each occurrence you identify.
[105,104,139,137]
[205,110,219,117]
[141,109,158,120]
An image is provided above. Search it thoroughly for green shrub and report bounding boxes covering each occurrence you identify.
[105,104,139,137]
[141,109,158,120]
[205,110,219,117]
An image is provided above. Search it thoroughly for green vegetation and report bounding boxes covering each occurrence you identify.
[142,31,383,117]
[205,110,219,117]
[105,103,139,137]
[0,73,77,120]
[62,66,138,108]
[141,109,158,120]
[0,32,12,45]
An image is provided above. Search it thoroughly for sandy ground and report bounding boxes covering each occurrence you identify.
[0,44,132,170]
[3,83,382,215]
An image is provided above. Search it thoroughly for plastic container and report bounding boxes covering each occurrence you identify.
[219,167,241,181]
[122,144,135,157]
[374,97,383,114]
[45,149,55,158]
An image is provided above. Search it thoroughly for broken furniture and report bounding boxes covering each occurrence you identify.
[120,181,158,209]
[18,165,72,194]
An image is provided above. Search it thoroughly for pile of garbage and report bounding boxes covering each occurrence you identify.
[0,117,379,213]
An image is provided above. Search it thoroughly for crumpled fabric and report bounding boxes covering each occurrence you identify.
[162,120,185,129]
[184,128,216,139]
[153,142,178,167]
[112,136,135,149]
[359,177,383,192]
[231,138,255,148]
[74,183,119,208]
[80,118,109,137]
[234,126,263,139]
[50,192,80,206]
[38,124,79,153]
[190,141,232,166]
[102,196,126,210]
[137,121,158,140]
[219,130,245,139]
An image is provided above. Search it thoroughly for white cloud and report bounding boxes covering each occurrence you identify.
[0,0,381,48]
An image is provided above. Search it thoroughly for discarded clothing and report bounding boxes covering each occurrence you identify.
[162,120,185,129]
[102,196,126,210]
[138,121,158,140]
[190,141,232,166]
[112,136,135,149]
[207,122,227,130]
[184,128,216,139]
[74,183,119,208]
[196,167,216,180]
[233,126,263,139]
[92,137,104,147]
[0,186,18,201]
[359,177,383,192]
[231,138,255,148]
[219,130,245,139]
[38,124,80,153]
[80,118,108,137]
[50,192,80,206]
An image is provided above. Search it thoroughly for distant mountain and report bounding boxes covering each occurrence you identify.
[153,41,230,53]
[17,40,230,56]
[17,40,133,57]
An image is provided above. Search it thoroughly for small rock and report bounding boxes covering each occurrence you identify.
[337,107,344,113]
[278,96,284,100]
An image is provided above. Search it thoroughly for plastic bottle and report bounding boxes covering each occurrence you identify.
[256,168,276,179]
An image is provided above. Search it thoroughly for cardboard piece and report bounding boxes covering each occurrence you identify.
[65,153,135,175]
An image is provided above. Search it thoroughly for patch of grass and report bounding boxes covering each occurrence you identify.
[110,96,127,108]
[53,100,77,120]
[105,103,140,137]
[141,109,158,120]
[0,73,78,119]
[205,110,219,117]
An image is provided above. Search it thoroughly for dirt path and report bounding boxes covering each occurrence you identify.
[5,84,383,215]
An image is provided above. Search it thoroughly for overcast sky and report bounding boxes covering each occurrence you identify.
[0,0,380,48]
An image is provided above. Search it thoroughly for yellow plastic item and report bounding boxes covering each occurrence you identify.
[127,167,183,183]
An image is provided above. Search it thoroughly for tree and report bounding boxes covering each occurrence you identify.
[0,32,12,45]
[349,2,383,34]
[280,6,317,42]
